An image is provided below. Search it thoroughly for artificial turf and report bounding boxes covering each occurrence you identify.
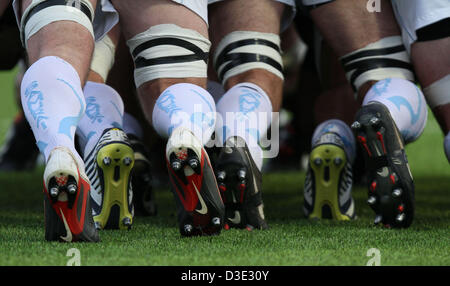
[0,69,449,266]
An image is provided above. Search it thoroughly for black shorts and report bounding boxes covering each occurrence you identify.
[0,4,25,70]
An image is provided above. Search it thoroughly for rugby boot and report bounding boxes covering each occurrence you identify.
[352,102,414,228]
[303,132,355,220]
[128,134,157,216]
[43,147,99,242]
[85,128,134,230]
[166,127,225,237]
[215,136,268,230]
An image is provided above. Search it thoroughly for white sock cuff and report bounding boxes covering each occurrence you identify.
[217,82,273,113]
[23,56,82,89]
[83,81,124,116]
[22,56,86,132]
[152,83,216,145]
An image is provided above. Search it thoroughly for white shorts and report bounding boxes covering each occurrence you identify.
[172,0,209,25]
[392,0,450,53]
[93,0,119,41]
[13,0,118,42]
[208,0,297,32]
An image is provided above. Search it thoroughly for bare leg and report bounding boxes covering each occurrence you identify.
[281,23,307,95]
[309,0,402,102]
[207,0,289,230]
[21,0,97,83]
[18,0,97,164]
[111,0,208,124]
[209,0,285,111]
[411,38,450,133]
[18,0,100,242]
[307,0,422,228]
[315,40,358,125]
[113,0,225,236]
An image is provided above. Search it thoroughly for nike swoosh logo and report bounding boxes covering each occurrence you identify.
[229,211,241,224]
[252,173,259,194]
[60,208,73,242]
[345,199,355,218]
[377,167,389,177]
[193,182,208,215]
[373,144,382,156]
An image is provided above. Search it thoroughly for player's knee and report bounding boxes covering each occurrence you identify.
[340,36,415,99]
[127,24,210,91]
[213,31,284,84]
[20,0,95,49]
[213,31,284,110]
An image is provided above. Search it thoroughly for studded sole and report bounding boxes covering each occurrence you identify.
[168,148,224,237]
[352,104,414,228]
[308,144,352,221]
[94,142,135,230]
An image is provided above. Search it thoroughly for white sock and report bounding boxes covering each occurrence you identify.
[21,56,85,166]
[444,132,450,163]
[312,119,356,164]
[363,78,427,144]
[152,83,216,145]
[76,81,124,157]
[123,112,144,139]
[215,83,273,170]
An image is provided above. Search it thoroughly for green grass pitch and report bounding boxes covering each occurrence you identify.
[0,68,449,266]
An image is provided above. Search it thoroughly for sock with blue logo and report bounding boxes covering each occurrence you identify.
[21,56,85,166]
[152,83,216,145]
[76,81,125,157]
[215,83,273,171]
[363,78,427,144]
[312,119,356,164]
